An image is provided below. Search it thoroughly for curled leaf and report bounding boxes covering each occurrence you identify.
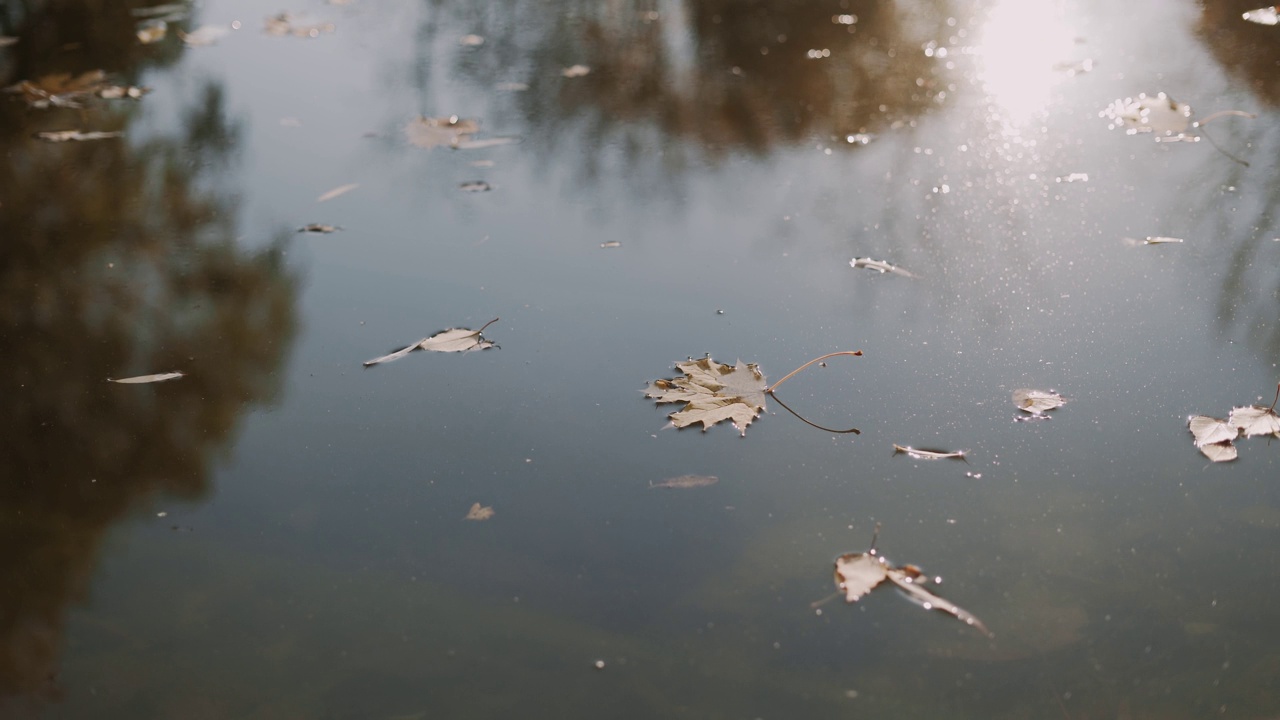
[36,130,123,142]
[1228,405,1280,438]
[850,257,916,278]
[892,444,967,461]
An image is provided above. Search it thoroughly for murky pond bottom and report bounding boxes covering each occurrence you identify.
[3,0,1280,717]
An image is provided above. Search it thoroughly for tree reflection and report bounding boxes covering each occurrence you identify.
[0,2,297,712]
[1193,0,1280,364]
[436,0,956,175]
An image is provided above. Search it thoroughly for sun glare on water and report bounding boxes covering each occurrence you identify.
[975,0,1077,125]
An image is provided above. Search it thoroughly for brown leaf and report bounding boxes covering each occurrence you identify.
[645,356,768,436]
[464,503,494,521]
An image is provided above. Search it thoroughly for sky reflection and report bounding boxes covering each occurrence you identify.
[975,0,1078,125]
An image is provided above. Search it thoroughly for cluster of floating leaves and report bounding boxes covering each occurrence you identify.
[825,525,991,637]
[4,70,149,109]
[1188,383,1280,463]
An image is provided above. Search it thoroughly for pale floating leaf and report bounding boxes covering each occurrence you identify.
[404,115,480,149]
[1101,92,1193,139]
[364,321,499,366]
[600,241,622,249]
[892,444,967,461]
[1012,388,1067,414]
[316,183,358,202]
[1197,441,1238,463]
[464,502,494,521]
[136,19,168,44]
[1227,405,1280,438]
[297,223,341,234]
[834,552,890,602]
[459,34,485,46]
[1144,236,1184,245]
[459,180,491,193]
[1243,6,1280,24]
[562,64,591,78]
[645,356,768,436]
[851,257,916,278]
[417,327,497,353]
[1055,172,1089,183]
[179,25,230,46]
[0,36,19,48]
[1188,415,1239,447]
[36,130,123,142]
[109,371,185,384]
[264,13,334,38]
[886,567,993,637]
[649,474,719,489]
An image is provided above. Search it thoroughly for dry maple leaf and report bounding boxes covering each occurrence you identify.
[645,356,767,436]
[829,524,992,637]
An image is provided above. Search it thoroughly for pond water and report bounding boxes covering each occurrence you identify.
[3,0,1280,717]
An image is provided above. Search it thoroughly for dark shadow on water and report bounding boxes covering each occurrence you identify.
[0,1,299,714]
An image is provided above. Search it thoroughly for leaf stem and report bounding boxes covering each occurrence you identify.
[766,350,862,394]
[770,391,861,434]
[478,317,500,334]
[1269,381,1280,413]
[1194,109,1257,127]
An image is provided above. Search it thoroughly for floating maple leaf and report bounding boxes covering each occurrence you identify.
[828,524,991,637]
[645,352,863,436]
[1012,388,1067,415]
[645,357,768,436]
[363,319,499,367]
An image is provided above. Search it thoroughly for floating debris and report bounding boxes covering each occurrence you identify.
[178,25,230,46]
[298,224,342,234]
[316,183,358,203]
[464,503,494,521]
[459,180,491,193]
[264,13,335,38]
[1055,173,1089,183]
[459,34,485,46]
[600,241,622,249]
[850,257,916,278]
[109,371,185,384]
[892,444,967,461]
[1242,6,1280,24]
[649,474,719,490]
[35,130,124,142]
[562,64,591,78]
[136,19,168,44]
